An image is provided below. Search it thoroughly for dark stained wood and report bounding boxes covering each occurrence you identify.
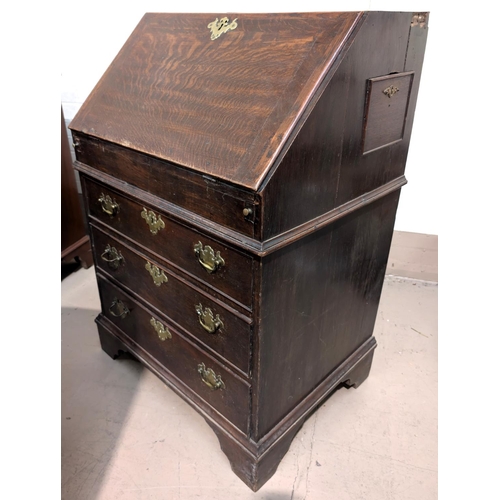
[75,160,264,254]
[255,190,400,438]
[96,315,253,441]
[97,305,377,492]
[72,11,429,492]
[209,418,306,492]
[83,176,253,308]
[96,274,251,433]
[333,11,422,208]
[78,157,405,256]
[211,336,377,491]
[90,223,252,375]
[61,107,93,268]
[362,72,414,154]
[98,320,130,359]
[402,12,430,163]
[69,12,364,190]
[260,11,416,239]
[342,349,374,388]
[73,133,257,237]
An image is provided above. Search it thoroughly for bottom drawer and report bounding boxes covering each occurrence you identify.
[96,273,250,433]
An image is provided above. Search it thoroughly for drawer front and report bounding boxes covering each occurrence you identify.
[74,134,257,237]
[84,177,253,308]
[91,224,252,375]
[96,274,250,433]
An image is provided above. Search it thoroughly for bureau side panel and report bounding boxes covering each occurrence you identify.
[255,191,400,439]
[261,11,427,239]
[333,12,428,207]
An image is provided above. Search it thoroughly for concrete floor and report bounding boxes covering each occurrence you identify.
[62,268,437,499]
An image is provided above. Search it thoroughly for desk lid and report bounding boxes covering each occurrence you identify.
[70,12,363,190]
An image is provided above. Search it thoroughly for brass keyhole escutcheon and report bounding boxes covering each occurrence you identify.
[150,317,171,341]
[98,193,119,216]
[207,16,238,40]
[193,242,225,274]
[141,208,165,235]
[195,304,224,334]
[145,261,168,287]
[101,244,124,270]
[383,85,399,98]
[197,363,225,390]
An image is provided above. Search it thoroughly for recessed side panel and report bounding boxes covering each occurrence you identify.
[362,72,414,154]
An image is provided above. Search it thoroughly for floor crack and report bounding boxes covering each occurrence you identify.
[304,413,319,498]
[290,449,300,500]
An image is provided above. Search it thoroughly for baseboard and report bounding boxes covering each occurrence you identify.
[386,230,438,282]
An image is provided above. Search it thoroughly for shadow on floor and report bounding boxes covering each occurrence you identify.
[61,305,144,499]
[61,260,82,281]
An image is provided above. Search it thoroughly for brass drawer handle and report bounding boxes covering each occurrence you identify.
[141,208,165,235]
[193,242,225,274]
[145,261,168,287]
[195,304,224,334]
[197,363,225,390]
[150,317,172,341]
[101,244,124,270]
[109,298,129,318]
[98,193,119,216]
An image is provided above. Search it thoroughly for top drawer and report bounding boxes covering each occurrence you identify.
[73,133,257,238]
[83,176,253,308]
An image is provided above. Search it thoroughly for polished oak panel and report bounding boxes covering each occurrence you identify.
[69,12,363,189]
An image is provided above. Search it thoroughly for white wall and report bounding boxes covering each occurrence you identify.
[62,1,442,235]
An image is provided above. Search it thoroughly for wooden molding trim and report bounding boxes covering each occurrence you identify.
[75,160,406,257]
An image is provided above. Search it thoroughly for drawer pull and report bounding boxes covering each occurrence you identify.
[195,304,224,334]
[197,363,225,390]
[150,317,172,341]
[193,242,225,274]
[141,208,165,235]
[100,245,124,270]
[98,193,119,216]
[145,261,168,287]
[109,298,129,318]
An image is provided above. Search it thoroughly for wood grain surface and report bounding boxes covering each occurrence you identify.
[83,176,254,307]
[74,133,257,237]
[254,190,401,438]
[70,12,363,190]
[260,11,420,239]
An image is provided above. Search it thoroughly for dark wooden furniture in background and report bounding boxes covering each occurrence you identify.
[61,107,93,269]
[69,12,428,490]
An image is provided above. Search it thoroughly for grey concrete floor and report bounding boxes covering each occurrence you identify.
[62,268,437,499]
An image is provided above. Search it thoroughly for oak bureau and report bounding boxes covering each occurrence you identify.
[69,11,429,490]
